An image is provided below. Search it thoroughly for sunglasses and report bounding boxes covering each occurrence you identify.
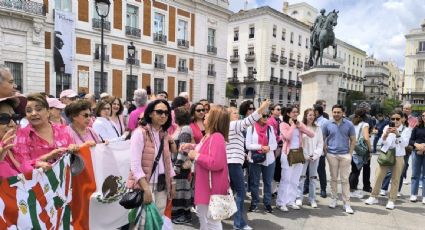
[196,109,206,113]
[80,113,90,118]
[154,109,169,116]
[0,113,20,125]
[248,107,255,111]
[275,108,281,111]
[390,117,401,121]
[262,114,270,119]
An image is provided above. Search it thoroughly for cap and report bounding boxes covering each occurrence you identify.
[59,89,78,99]
[47,98,66,109]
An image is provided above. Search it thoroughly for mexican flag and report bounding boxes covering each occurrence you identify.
[0,154,72,229]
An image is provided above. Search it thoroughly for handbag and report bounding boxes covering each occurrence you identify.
[250,126,271,164]
[287,148,305,166]
[377,148,396,166]
[354,124,369,157]
[205,137,237,220]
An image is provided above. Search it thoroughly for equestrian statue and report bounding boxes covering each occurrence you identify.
[308,9,339,67]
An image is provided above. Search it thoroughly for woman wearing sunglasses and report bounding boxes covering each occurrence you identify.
[190,102,206,144]
[365,110,412,210]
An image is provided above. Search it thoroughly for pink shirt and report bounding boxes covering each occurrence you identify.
[128,105,147,131]
[280,122,315,155]
[111,115,125,135]
[408,115,418,128]
[190,122,204,144]
[0,160,18,179]
[66,126,101,145]
[194,133,229,205]
[13,123,74,169]
[130,126,175,183]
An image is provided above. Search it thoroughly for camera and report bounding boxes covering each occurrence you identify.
[389,122,395,128]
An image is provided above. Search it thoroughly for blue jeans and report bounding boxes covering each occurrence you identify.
[298,159,319,202]
[411,152,425,197]
[228,163,247,229]
[249,162,275,207]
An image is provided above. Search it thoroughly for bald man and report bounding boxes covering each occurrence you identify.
[403,103,418,128]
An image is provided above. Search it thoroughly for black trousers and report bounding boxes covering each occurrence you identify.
[349,159,371,190]
[317,155,327,191]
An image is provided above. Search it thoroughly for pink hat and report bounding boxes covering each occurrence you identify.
[59,89,78,99]
[47,98,66,109]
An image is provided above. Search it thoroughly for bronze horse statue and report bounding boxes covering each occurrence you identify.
[309,10,339,67]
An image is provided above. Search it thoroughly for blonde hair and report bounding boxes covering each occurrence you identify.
[206,105,230,141]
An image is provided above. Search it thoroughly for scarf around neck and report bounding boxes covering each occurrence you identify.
[254,122,269,149]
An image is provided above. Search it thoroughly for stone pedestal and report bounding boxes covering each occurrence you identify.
[299,67,343,116]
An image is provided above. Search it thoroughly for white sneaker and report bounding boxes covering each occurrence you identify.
[310,201,318,208]
[386,201,395,210]
[356,190,364,199]
[289,204,301,210]
[410,195,418,202]
[278,205,288,212]
[403,181,409,185]
[295,199,302,206]
[328,199,337,208]
[242,225,253,230]
[379,190,387,196]
[365,197,379,205]
[397,192,402,197]
[344,204,354,214]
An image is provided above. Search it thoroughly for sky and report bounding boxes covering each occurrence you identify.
[228,0,425,69]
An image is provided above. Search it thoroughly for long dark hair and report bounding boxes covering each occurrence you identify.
[190,102,204,122]
[239,100,254,117]
[417,112,425,128]
[352,109,367,126]
[143,99,172,130]
[282,105,298,124]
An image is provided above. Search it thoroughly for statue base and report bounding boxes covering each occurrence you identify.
[299,68,343,116]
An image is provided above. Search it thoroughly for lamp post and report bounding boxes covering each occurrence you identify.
[95,0,111,95]
[128,41,135,78]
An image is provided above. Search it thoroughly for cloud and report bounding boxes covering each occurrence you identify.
[228,0,425,69]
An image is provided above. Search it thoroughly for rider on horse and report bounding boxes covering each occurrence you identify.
[310,9,327,50]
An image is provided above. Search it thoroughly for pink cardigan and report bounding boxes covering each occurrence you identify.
[194,133,229,205]
[267,116,282,143]
[280,121,315,154]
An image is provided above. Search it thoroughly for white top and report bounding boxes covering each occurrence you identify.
[245,125,277,166]
[380,125,412,157]
[290,129,301,149]
[302,125,324,160]
[353,121,369,155]
[93,117,126,142]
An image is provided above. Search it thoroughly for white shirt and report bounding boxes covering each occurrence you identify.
[302,125,324,160]
[353,122,369,155]
[93,117,126,142]
[245,125,277,166]
[380,125,412,157]
[290,129,301,149]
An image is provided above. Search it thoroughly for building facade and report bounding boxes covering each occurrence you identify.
[404,19,425,112]
[0,0,232,104]
[364,57,390,102]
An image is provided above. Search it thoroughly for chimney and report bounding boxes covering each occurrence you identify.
[283,1,289,13]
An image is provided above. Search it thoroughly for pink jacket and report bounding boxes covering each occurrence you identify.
[267,116,282,143]
[280,121,315,154]
[194,133,229,205]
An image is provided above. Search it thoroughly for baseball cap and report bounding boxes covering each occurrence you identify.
[59,89,78,99]
[47,98,66,109]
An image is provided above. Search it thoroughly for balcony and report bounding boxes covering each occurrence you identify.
[153,33,167,44]
[126,58,140,66]
[92,18,111,31]
[296,81,302,88]
[288,80,295,87]
[208,70,216,77]
[154,62,166,69]
[125,26,141,38]
[207,46,217,55]
[303,62,310,71]
[289,59,296,67]
[228,77,239,83]
[270,53,279,62]
[245,53,255,62]
[178,67,188,73]
[280,56,287,65]
[93,52,110,62]
[414,69,425,75]
[279,78,287,86]
[229,55,240,63]
[270,76,278,83]
[177,39,189,48]
[0,0,46,16]
[244,75,256,83]
[296,61,303,69]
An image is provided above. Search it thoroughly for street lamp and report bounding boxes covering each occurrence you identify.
[128,41,136,77]
[95,0,111,95]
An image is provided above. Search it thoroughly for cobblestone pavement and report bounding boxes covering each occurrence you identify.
[174,154,425,230]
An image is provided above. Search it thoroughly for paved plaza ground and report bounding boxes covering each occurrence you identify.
[174,154,425,230]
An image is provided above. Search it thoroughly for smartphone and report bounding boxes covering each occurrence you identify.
[389,122,395,128]
[293,119,298,123]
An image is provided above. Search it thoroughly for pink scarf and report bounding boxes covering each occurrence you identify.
[254,122,269,149]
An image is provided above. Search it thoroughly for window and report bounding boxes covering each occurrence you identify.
[280,69,283,78]
[298,35,302,46]
[126,75,138,101]
[154,78,164,95]
[290,32,294,43]
[270,86,274,99]
[282,29,286,41]
[177,20,188,40]
[419,41,425,52]
[208,64,215,75]
[126,5,139,28]
[178,59,187,68]
[287,89,292,101]
[271,67,275,77]
[154,13,165,34]
[4,62,23,92]
[279,87,283,100]
[305,38,309,48]
[207,84,214,102]
[281,49,285,57]
[233,49,238,56]
[55,73,71,98]
[94,44,107,59]
[208,28,216,47]
[248,67,254,76]
[232,68,237,78]
[272,25,277,37]
[289,71,292,80]
[248,47,254,55]
[249,25,255,38]
[348,55,351,65]
[94,71,108,97]
[178,81,186,95]
[155,54,164,64]
[55,0,71,11]
[234,28,239,41]
[295,89,300,101]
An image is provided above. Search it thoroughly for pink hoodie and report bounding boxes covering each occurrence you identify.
[280,121,315,154]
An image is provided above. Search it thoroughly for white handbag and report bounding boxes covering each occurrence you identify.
[205,137,237,220]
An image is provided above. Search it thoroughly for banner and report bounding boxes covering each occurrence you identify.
[0,154,72,229]
[54,10,75,75]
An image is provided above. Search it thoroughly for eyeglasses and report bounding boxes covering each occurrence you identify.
[262,114,270,119]
[195,109,206,113]
[390,117,401,121]
[154,109,169,116]
[0,113,20,125]
[248,107,255,111]
[102,107,111,111]
[79,113,90,118]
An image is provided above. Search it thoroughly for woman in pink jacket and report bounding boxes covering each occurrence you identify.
[276,105,314,212]
[186,105,230,230]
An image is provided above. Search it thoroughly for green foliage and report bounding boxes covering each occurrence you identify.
[345,91,367,113]
[226,83,237,99]
[381,98,401,115]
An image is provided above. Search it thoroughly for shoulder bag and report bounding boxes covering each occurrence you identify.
[251,126,271,163]
[354,124,369,157]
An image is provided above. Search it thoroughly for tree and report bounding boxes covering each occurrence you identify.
[381,98,401,115]
[345,91,366,114]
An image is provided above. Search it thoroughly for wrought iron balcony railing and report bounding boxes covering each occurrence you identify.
[178,67,188,73]
[245,53,255,62]
[270,53,279,62]
[153,33,167,44]
[92,18,111,31]
[207,46,217,54]
[125,26,141,38]
[0,0,45,16]
[177,39,189,48]
[154,62,166,69]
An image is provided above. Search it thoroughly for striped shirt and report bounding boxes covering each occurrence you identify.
[226,111,261,164]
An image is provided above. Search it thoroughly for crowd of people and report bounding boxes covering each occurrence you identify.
[0,64,425,229]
